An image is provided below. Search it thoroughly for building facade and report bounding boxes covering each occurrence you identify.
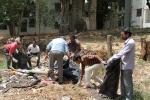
[131,0,150,28]
[0,0,60,35]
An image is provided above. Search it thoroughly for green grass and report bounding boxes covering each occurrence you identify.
[134,89,144,100]
[134,88,150,100]
[0,60,6,69]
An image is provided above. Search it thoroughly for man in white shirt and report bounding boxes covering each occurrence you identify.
[108,28,135,100]
[27,40,40,68]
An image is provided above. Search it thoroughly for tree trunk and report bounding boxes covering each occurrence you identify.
[70,0,85,32]
[60,0,85,33]
[124,0,131,27]
[17,12,23,36]
[36,0,40,41]
[89,0,97,30]
[59,0,70,34]
[8,22,16,36]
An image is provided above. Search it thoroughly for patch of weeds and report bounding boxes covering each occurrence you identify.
[142,79,150,87]
[0,60,6,69]
[134,85,150,100]
[143,92,150,100]
[134,89,144,100]
[135,59,146,68]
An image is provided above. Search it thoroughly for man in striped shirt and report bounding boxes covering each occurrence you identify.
[73,54,105,88]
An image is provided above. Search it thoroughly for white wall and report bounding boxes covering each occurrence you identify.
[131,0,150,28]
[131,0,144,28]
[143,4,150,28]
[0,29,9,35]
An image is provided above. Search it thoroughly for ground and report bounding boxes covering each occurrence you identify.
[0,31,150,100]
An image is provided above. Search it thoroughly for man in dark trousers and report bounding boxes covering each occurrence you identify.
[100,28,135,100]
[27,40,40,68]
[3,37,21,69]
[46,36,70,84]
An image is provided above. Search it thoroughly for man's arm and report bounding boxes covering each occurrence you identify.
[108,43,134,62]
[65,43,70,59]
[9,43,17,57]
[45,42,52,60]
[75,41,81,53]
[80,63,85,81]
[27,44,31,52]
[46,41,52,51]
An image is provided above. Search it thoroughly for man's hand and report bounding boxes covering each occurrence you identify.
[12,57,18,63]
[76,80,81,86]
[101,61,107,65]
[107,57,113,64]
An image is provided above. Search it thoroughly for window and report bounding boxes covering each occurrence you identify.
[29,18,35,27]
[145,9,150,23]
[21,19,27,32]
[0,23,7,30]
[136,9,142,17]
[55,3,61,12]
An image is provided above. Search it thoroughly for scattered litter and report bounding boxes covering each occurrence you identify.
[61,96,72,100]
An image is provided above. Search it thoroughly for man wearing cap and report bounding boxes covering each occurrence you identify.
[46,37,70,84]
[3,37,21,69]
[107,28,135,100]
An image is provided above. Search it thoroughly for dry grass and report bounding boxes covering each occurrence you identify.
[0,32,150,99]
[0,84,93,100]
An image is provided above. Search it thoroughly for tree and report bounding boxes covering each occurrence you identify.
[147,0,150,9]
[0,0,34,36]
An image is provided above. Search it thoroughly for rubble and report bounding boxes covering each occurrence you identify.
[0,48,106,99]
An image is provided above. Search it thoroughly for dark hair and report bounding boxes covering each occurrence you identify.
[70,35,76,39]
[73,55,81,61]
[121,27,132,37]
[124,31,132,37]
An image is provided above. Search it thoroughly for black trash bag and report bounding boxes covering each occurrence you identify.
[63,60,79,84]
[63,59,70,69]
[99,58,120,99]
[12,50,31,69]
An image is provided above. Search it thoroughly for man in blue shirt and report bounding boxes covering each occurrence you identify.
[46,37,70,84]
[108,28,135,100]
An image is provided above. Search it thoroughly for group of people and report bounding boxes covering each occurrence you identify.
[2,27,135,100]
[45,28,135,100]
[3,37,40,69]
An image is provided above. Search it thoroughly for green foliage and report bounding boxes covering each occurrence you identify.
[0,0,34,24]
[134,89,144,100]
[134,85,150,100]
[0,60,6,69]
[38,0,58,27]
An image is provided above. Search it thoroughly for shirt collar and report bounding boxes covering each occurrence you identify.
[124,38,131,44]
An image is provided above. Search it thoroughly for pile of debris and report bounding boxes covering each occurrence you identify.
[0,68,50,93]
